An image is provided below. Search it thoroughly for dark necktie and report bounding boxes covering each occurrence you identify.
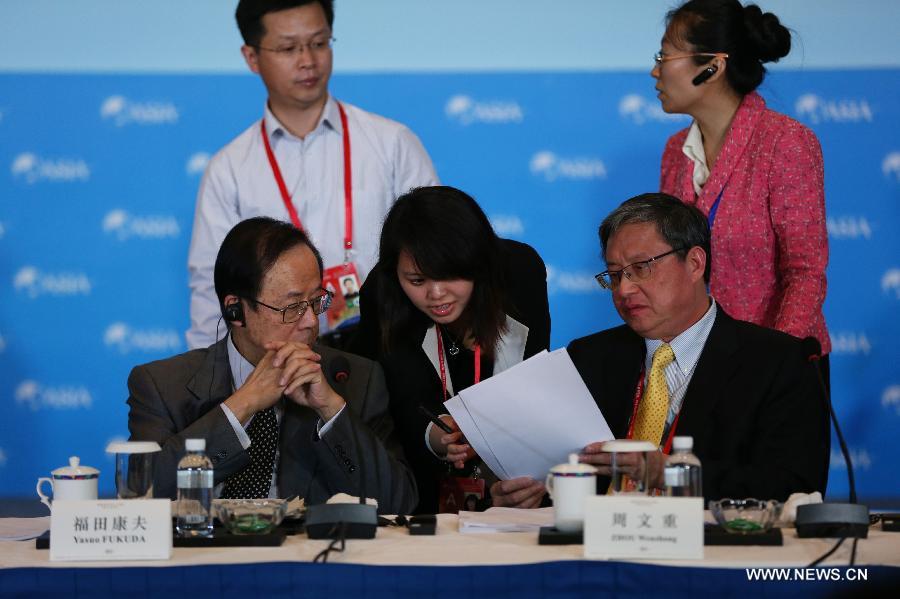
[221,406,279,499]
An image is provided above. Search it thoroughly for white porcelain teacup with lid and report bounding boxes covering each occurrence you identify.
[36,456,99,509]
[545,453,597,533]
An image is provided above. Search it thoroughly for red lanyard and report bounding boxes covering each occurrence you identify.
[435,326,481,402]
[625,364,681,455]
[260,102,354,259]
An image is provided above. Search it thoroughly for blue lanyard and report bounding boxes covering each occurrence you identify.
[708,188,725,229]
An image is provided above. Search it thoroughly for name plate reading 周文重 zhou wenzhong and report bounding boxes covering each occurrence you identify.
[49,499,172,561]
[583,496,704,560]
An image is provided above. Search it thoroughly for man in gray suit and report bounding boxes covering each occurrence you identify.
[128,217,417,514]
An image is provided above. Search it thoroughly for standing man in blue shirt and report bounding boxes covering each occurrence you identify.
[188,0,439,349]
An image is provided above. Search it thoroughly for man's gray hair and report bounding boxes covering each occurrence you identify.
[599,193,711,283]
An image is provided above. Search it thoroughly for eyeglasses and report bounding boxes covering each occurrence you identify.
[595,248,686,290]
[252,291,333,323]
[654,51,728,65]
[255,36,336,60]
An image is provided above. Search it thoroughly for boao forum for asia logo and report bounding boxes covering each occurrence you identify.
[15,380,93,411]
[881,268,900,299]
[490,215,525,237]
[882,385,900,416]
[13,267,92,299]
[444,94,524,126]
[104,322,182,354]
[618,94,689,126]
[102,209,181,241]
[10,152,90,184]
[186,152,210,176]
[882,151,900,182]
[828,332,872,356]
[100,95,179,127]
[529,151,607,182]
[546,265,601,295]
[794,94,874,125]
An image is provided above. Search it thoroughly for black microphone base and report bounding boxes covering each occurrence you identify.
[305,503,378,539]
[795,503,869,539]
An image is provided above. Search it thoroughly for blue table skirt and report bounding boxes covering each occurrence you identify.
[3,560,898,598]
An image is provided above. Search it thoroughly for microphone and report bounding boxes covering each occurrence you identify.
[799,336,822,364]
[326,355,364,505]
[795,337,869,540]
[329,355,351,383]
[305,353,378,540]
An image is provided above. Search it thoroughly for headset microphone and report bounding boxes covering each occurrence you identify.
[692,65,717,86]
[224,302,245,326]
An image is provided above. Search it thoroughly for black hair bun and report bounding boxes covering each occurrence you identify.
[743,3,791,63]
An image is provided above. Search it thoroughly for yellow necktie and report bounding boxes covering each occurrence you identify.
[632,343,675,446]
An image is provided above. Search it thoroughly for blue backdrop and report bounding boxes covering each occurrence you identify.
[1,68,898,500]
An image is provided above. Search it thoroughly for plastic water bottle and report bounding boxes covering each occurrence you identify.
[664,436,703,497]
[176,438,213,537]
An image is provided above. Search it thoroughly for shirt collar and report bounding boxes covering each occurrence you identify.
[226,332,255,391]
[682,121,710,195]
[263,95,340,141]
[645,298,717,375]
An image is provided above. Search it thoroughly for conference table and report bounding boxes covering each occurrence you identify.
[2,513,898,597]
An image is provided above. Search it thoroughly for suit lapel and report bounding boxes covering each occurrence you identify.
[186,338,232,407]
[677,310,741,447]
[605,333,645,437]
[494,315,529,375]
[421,324,452,396]
[576,328,644,438]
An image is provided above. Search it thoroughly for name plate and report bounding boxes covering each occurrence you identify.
[49,499,172,561]
[583,496,703,560]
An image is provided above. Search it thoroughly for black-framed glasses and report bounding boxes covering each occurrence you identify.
[252,290,333,323]
[595,248,686,290]
[255,36,336,59]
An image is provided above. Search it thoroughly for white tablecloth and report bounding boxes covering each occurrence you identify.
[1,514,898,570]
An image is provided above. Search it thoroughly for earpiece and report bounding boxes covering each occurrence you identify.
[692,65,718,86]
[224,301,245,326]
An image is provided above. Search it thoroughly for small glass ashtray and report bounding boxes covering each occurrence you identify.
[709,498,782,534]
[214,499,287,535]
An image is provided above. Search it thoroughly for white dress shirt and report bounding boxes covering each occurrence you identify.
[187,96,439,348]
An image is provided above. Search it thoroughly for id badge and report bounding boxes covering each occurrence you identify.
[438,475,486,514]
[322,262,361,330]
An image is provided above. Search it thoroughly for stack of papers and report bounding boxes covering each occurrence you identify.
[445,348,613,481]
[459,507,554,533]
[0,516,50,541]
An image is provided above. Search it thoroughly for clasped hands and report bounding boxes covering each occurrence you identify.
[490,441,666,508]
[224,341,345,424]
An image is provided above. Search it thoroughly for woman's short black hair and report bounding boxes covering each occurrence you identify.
[371,186,508,355]
[666,0,791,95]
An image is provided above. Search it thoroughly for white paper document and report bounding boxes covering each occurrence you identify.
[458,506,554,533]
[0,516,51,541]
[445,348,613,481]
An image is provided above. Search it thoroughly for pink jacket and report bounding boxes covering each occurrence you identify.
[660,92,830,353]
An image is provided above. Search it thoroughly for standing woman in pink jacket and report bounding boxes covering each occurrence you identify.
[654,0,830,377]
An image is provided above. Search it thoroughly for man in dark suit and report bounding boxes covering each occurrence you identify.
[492,193,828,505]
[128,217,416,514]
